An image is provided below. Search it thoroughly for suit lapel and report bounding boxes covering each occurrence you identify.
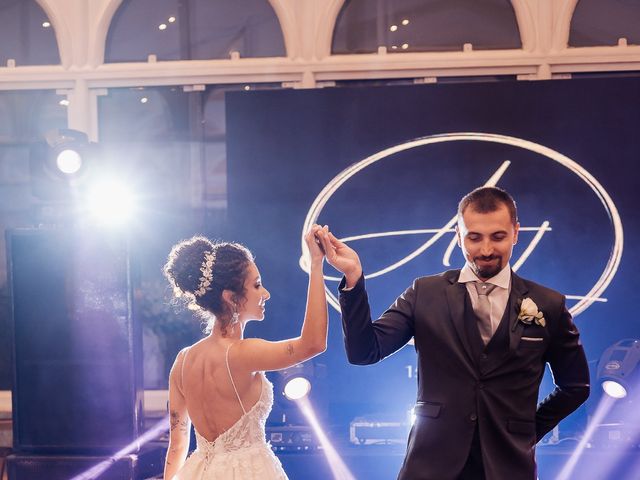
[444,272,476,368]
[508,272,529,352]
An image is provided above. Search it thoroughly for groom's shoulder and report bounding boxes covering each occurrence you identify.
[515,273,564,303]
[413,269,460,288]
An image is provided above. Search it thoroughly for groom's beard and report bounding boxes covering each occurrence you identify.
[473,255,502,280]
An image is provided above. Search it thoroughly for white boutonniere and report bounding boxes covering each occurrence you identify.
[517,298,546,327]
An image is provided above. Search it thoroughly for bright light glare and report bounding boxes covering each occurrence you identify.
[158,23,167,30]
[298,397,356,480]
[56,149,83,174]
[602,380,627,399]
[283,377,311,400]
[402,19,410,26]
[42,21,51,28]
[557,394,616,480]
[389,25,398,32]
[168,16,176,23]
[87,181,135,225]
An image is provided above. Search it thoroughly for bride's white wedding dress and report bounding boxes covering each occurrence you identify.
[173,346,288,479]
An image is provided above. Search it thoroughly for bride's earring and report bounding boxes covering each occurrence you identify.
[231,304,239,325]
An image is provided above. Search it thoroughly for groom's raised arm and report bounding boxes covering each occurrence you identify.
[317,229,415,365]
[339,274,415,364]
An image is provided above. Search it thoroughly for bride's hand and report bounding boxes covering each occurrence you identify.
[304,224,325,265]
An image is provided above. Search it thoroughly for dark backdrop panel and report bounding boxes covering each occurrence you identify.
[226,77,640,431]
[6,454,137,480]
[8,228,142,453]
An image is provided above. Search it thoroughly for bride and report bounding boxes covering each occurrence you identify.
[162,225,328,479]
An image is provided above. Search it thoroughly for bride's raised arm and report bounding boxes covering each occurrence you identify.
[231,225,328,372]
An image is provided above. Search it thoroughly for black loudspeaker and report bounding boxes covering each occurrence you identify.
[6,453,137,480]
[7,228,143,454]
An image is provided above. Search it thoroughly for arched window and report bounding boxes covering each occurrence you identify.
[105,0,286,62]
[332,0,521,54]
[570,0,640,47]
[0,0,60,65]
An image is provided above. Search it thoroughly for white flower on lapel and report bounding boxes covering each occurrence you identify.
[517,298,546,327]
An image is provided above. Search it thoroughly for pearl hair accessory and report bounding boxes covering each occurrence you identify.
[194,251,215,297]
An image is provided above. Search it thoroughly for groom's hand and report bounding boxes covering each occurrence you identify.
[317,228,362,288]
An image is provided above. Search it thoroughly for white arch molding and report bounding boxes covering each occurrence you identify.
[510,0,536,52]
[268,0,300,59]
[314,0,346,60]
[35,0,72,67]
[90,0,125,67]
[552,0,580,51]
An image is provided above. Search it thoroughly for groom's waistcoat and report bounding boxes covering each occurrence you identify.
[462,290,512,373]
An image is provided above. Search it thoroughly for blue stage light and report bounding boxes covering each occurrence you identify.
[596,339,640,399]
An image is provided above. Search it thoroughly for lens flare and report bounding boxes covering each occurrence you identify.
[87,180,135,226]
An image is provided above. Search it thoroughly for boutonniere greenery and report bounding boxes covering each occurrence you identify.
[517,298,546,327]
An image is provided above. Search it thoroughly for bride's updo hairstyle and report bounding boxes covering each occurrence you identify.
[163,236,254,335]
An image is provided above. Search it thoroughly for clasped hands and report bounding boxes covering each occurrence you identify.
[305,224,362,287]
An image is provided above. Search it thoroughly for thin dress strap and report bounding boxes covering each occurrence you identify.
[225,343,247,414]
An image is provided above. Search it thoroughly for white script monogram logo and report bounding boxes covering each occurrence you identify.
[299,133,623,318]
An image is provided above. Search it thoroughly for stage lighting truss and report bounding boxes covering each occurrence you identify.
[596,339,640,399]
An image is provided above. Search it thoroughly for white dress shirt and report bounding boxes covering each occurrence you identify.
[458,263,512,338]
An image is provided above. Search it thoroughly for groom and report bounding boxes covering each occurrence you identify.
[319,187,590,480]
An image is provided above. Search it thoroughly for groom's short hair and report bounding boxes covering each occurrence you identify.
[457,186,518,225]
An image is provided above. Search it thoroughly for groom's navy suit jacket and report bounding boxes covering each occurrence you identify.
[339,269,590,480]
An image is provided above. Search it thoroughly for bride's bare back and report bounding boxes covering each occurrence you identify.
[173,337,262,442]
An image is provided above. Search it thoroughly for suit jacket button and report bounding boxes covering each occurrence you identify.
[480,354,488,360]
[469,413,477,421]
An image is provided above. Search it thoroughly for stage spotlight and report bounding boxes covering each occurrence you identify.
[283,376,311,401]
[602,380,627,399]
[278,363,313,403]
[30,129,94,200]
[44,129,91,179]
[56,148,83,175]
[596,339,640,399]
[87,180,135,226]
[270,362,327,426]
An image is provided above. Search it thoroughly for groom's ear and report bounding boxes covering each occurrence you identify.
[513,222,520,245]
[455,225,462,248]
